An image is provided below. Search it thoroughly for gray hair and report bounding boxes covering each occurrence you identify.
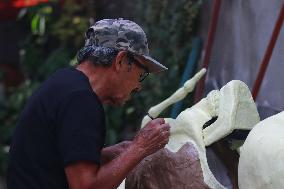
[77,45,119,66]
[77,45,139,69]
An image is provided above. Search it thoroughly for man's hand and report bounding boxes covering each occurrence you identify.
[133,118,170,157]
[66,119,170,189]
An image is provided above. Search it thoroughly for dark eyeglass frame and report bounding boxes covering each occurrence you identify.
[127,53,150,82]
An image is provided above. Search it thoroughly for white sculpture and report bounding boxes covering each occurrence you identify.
[118,69,260,189]
[238,111,284,189]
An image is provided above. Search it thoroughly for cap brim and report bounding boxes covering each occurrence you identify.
[140,55,168,74]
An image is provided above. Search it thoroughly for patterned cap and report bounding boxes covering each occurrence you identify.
[82,18,168,73]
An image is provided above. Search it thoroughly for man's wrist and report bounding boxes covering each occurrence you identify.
[128,141,147,159]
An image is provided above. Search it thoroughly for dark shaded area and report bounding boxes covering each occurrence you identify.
[203,117,250,140]
[203,116,218,129]
[94,0,138,21]
[210,141,239,189]
[203,116,243,189]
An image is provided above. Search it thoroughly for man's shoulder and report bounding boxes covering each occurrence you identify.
[49,67,89,88]
[26,67,94,111]
[40,67,91,96]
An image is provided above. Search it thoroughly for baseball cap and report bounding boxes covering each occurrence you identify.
[80,18,168,74]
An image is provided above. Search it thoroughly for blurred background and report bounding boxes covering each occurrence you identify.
[0,0,203,181]
[0,0,283,188]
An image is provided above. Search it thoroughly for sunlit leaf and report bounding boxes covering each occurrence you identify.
[31,14,40,34]
[126,107,135,115]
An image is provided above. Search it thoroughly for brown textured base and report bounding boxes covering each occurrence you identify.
[126,143,210,189]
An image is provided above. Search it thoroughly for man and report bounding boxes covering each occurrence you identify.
[7,18,170,189]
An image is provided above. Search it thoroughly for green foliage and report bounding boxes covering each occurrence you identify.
[138,0,202,107]
[104,0,203,141]
[19,0,90,80]
[0,0,93,175]
[0,0,203,175]
[0,80,40,174]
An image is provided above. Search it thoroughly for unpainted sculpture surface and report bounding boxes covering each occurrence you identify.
[238,111,284,189]
[118,69,260,189]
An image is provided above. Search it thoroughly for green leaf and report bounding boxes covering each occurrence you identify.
[126,107,135,115]
[31,14,40,34]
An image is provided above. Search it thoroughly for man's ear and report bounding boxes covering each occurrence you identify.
[113,51,128,71]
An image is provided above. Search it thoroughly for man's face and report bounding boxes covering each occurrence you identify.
[109,52,149,105]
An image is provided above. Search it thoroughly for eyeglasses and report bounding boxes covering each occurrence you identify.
[134,60,150,82]
[127,54,150,82]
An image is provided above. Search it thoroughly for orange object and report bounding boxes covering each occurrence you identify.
[0,0,48,21]
[0,0,48,9]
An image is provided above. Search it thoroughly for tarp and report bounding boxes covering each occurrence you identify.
[199,0,284,119]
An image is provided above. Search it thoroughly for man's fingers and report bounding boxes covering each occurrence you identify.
[162,137,169,145]
[136,119,171,154]
[161,123,170,130]
[150,118,165,125]
[159,127,170,135]
[162,130,170,139]
[159,127,170,142]
[157,123,170,133]
[158,136,170,149]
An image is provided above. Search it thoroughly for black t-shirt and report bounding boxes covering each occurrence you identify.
[7,68,106,189]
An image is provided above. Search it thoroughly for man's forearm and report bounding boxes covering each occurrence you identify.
[101,146,118,164]
[66,119,170,189]
[93,143,145,189]
[101,141,132,164]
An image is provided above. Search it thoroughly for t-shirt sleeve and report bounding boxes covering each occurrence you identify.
[56,90,105,167]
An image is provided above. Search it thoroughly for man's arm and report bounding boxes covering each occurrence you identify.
[65,118,170,189]
[100,141,132,164]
